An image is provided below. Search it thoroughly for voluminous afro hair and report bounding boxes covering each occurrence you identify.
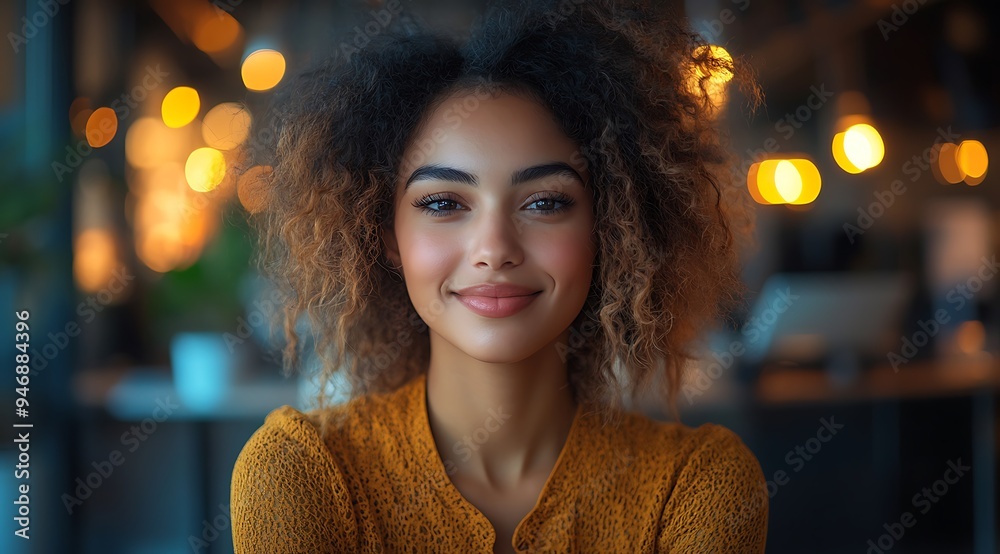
[244,0,760,425]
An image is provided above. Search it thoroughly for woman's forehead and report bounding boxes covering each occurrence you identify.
[397,91,588,185]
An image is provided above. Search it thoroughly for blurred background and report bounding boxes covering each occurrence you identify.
[0,0,997,552]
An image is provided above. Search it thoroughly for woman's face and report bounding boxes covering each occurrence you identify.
[384,90,596,363]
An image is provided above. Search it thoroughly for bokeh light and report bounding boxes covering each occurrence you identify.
[85,107,118,148]
[161,86,201,128]
[688,44,733,114]
[748,158,821,205]
[241,49,286,91]
[73,228,119,293]
[932,142,965,184]
[957,140,988,185]
[126,117,197,170]
[202,102,252,150]
[185,147,226,192]
[833,123,884,173]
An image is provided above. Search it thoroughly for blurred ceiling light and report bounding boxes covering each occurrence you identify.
[957,140,988,186]
[202,102,252,150]
[688,44,733,115]
[162,86,201,128]
[833,122,884,173]
[85,107,118,148]
[748,158,821,205]
[932,142,965,185]
[832,132,862,174]
[185,147,226,192]
[241,49,286,91]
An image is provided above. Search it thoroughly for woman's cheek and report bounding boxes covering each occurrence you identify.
[537,227,595,295]
[400,230,458,304]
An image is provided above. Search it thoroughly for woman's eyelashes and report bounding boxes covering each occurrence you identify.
[410,191,575,217]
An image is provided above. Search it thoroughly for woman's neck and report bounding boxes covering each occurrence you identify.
[424,329,578,491]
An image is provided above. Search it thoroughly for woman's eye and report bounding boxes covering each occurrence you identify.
[526,195,574,213]
[411,194,464,217]
[527,198,559,211]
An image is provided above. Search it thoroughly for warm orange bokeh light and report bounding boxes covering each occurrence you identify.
[202,102,252,150]
[241,49,286,91]
[933,142,965,184]
[86,107,118,148]
[957,140,988,186]
[833,123,884,173]
[185,147,227,192]
[162,86,201,128]
[748,158,821,205]
[73,228,119,292]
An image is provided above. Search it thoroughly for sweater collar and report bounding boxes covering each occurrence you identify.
[399,371,595,549]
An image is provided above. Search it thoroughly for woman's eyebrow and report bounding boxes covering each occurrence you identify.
[404,162,584,190]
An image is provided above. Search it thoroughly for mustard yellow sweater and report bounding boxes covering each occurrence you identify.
[231,372,768,552]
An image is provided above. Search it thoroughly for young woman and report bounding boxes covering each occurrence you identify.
[231,0,766,552]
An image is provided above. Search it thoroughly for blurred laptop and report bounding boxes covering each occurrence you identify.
[733,272,915,385]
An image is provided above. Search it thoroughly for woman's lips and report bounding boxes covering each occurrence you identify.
[453,292,541,318]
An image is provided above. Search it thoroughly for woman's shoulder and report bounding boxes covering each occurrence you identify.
[600,411,766,492]
[602,413,769,549]
[243,375,418,460]
[611,409,758,461]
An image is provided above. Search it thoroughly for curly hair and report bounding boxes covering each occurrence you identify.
[242,0,761,426]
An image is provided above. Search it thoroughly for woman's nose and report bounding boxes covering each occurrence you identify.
[468,207,526,270]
